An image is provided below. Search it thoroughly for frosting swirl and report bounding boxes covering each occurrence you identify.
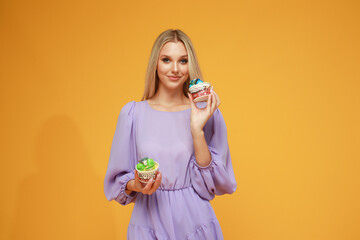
[189,78,203,88]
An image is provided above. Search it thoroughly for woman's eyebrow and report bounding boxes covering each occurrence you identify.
[160,55,188,58]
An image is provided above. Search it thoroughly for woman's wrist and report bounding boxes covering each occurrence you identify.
[191,126,204,136]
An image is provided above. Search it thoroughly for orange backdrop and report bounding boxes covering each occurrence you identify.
[1,0,359,239]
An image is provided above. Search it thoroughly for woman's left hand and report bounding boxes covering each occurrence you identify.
[188,87,221,132]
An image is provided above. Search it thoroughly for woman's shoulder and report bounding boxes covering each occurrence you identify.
[120,100,136,116]
[119,100,146,117]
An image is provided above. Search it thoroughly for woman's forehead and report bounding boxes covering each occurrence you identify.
[160,41,187,56]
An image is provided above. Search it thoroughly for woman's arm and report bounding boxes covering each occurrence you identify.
[191,129,212,167]
[189,88,220,167]
[189,105,237,200]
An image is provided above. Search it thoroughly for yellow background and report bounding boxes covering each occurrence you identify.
[1,0,359,239]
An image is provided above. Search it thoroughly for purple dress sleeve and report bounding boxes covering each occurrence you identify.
[104,101,138,205]
[189,108,237,201]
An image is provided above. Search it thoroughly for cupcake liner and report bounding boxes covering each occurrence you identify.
[136,162,159,184]
[193,94,210,103]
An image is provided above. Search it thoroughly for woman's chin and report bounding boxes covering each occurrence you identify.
[161,81,185,91]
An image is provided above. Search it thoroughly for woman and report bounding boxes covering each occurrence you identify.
[104,29,237,239]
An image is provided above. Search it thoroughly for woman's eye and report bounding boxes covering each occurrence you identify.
[162,58,170,63]
[180,59,188,64]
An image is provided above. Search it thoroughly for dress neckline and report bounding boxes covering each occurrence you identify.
[145,100,191,113]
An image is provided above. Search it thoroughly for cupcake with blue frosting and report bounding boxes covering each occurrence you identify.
[188,78,212,102]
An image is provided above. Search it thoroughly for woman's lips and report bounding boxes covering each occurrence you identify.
[168,76,181,80]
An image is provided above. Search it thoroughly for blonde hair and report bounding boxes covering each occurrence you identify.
[141,29,203,101]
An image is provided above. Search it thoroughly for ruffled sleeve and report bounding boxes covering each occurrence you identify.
[104,101,138,205]
[189,108,237,201]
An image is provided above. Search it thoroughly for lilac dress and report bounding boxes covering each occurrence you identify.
[104,100,237,240]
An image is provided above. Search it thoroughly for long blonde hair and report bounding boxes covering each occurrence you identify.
[141,29,203,101]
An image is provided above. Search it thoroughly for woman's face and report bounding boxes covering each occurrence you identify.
[156,41,189,91]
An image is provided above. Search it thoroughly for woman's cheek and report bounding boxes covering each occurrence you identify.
[182,66,189,76]
[179,64,187,72]
[159,63,169,74]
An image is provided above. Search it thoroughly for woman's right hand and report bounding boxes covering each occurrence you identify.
[127,170,162,195]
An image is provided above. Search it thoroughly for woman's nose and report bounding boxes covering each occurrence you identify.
[172,62,179,73]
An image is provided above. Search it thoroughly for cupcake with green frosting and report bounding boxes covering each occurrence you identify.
[136,157,159,183]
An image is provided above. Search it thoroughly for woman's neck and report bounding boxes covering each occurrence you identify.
[149,86,190,107]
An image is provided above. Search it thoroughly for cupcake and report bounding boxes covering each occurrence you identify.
[135,157,159,184]
[188,78,212,102]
